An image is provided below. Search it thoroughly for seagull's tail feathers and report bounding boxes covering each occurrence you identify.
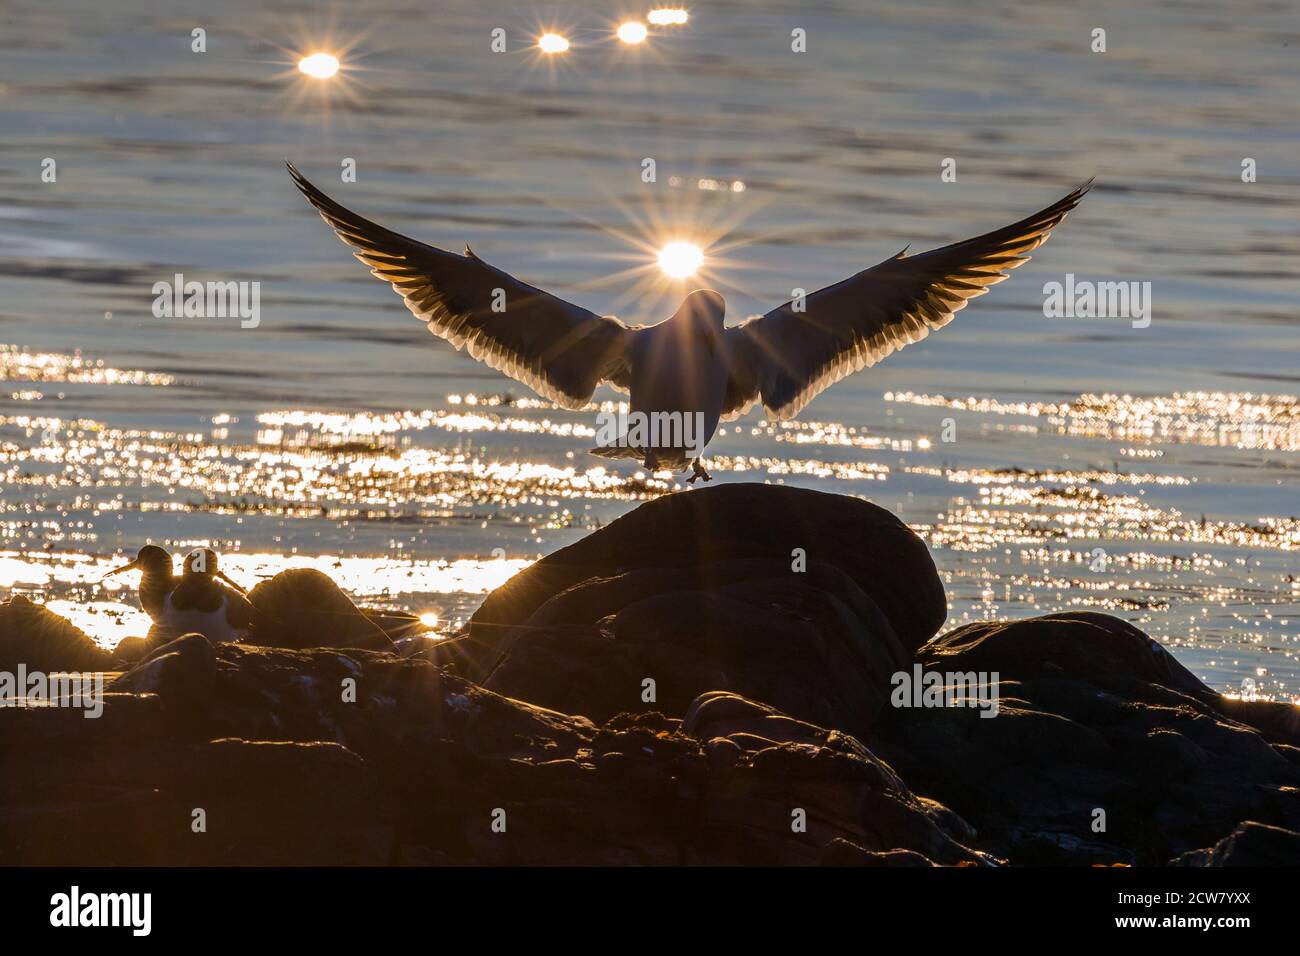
[590,444,698,473]
[589,443,645,461]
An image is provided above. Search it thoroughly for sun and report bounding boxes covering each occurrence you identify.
[523,154,771,323]
[657,241,705,279]
[297,52,340,79]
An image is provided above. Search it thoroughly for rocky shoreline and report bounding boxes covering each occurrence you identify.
[2,483,1298,865]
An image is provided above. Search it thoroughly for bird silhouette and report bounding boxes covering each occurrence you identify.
[288,163,1090,482]
[105,546,256,643]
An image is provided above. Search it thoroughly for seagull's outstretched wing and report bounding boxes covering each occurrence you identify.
[723,181,1092,420]
[288,163,632,409]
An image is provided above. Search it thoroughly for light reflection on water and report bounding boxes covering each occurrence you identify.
[8,548,530,650]
[1,375,1295,701]
[887,391,1300,453]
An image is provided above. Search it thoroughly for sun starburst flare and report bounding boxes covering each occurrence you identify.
[657,241,705,279]
[297,52,340,78]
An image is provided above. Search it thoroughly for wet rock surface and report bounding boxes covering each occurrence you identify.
[1,485,1297,866]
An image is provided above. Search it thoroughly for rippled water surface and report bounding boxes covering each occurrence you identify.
[1,0,1296,698]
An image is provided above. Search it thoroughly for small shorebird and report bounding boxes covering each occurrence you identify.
[289,163,1090,482]
[105,546,255,643]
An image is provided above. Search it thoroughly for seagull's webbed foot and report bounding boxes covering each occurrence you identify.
[687,459,712,485]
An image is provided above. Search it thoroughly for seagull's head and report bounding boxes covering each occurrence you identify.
[672,289,725,327]
[669,289,726,354]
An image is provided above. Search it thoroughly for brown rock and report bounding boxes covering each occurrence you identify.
[0,595,115,673]
[2,637,984,866]
[247,568,394,652]
[1172,822,1300,866]
[456,482,945,681]
[471,558,909,737]
[870,612,1300,865]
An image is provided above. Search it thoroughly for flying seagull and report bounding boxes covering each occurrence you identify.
[288,163,1090,482]
[105,545,256,643]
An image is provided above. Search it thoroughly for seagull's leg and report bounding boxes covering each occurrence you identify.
[687,458,712,484]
